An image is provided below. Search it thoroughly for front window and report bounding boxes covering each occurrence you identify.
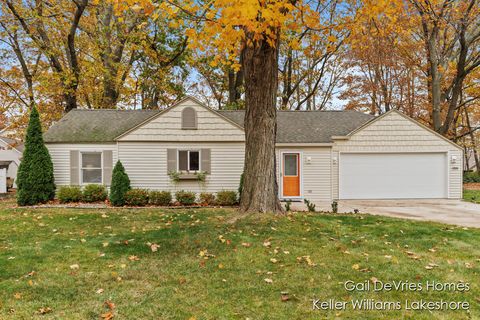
[81,152,102,183]
[178,150,200,171]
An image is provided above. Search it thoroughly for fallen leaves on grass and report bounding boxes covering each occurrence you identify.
[297,256,317,267]
[405,251,421,260]
[425,262,439,270]
[70,264,79,270]
[198,250,215,259]
[264,278,273,284]
[241,242,251,248]
[147,243,160,252]
[101,301,115,319]
[128,255,140,261]
[37,307,52,315]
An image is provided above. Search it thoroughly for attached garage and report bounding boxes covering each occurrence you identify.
[339,153,447,199]
[332,110,463,201]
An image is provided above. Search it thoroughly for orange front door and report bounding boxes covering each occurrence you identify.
[282,153,300,197]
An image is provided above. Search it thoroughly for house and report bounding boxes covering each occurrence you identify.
[0,135,24,190]
[0,161,11,193]
[43,97,463,208]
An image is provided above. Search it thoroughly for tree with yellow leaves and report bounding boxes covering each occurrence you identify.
[111,0,350,212]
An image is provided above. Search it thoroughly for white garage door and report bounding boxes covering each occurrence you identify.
[339,153,447,199]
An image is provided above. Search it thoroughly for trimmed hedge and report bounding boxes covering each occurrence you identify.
[149,191,172,206]
[82,184,108,202]
[58,186,82,203]
[124,189,149,206]
[216,190,237,206]
[199,192,216,205]
[464,171,480,183]
[175,190,196,205]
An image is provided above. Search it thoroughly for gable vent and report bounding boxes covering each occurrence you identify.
[182,107,197,129]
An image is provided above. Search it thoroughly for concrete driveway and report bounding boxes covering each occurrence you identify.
[339,199,480,228]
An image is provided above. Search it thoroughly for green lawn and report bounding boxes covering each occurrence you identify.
[464,189,480,203]
[0,197,478,319]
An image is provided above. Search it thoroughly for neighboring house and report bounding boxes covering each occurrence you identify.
[43,97,463,208]
[0,161,11,193]
[0,135,24,189]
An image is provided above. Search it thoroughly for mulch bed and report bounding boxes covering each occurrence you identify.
[464,183,480,190]
[9,200,236,210]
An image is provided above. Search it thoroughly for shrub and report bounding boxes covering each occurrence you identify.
[216,190,237,206]
[199,192,216,205]
[304,199,316,212]
[464,171,480,183]
[284,200,292,211]
[17,106,55,205]
[82,184,108,202]
[124,189,149,206]
[149,191,172,206]
[175,190,196,205]
[57,186,82,203]
[331,201,338,213]
[109,161,131,206]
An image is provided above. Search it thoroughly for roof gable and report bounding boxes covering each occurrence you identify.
[348,109,462,150]
[116,97,245,142]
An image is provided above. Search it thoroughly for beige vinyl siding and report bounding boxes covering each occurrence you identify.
[332,111,463,199]
[118,100,245,142]
[118,141,244,193]
[276,147,332,204]
[46,143,117,186]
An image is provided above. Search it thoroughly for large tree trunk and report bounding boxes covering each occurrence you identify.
[240,37,283,213]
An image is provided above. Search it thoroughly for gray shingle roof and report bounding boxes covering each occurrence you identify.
[44,108,374,143]
[44,109,159,143]
[218,110,374,143]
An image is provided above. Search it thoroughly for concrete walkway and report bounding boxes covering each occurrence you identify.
[339,199,480,228]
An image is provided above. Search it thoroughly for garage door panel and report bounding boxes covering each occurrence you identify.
[339,153,447,199]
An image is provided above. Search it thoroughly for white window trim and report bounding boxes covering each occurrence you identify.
[80,151,103,185]
[177,149,201,172]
